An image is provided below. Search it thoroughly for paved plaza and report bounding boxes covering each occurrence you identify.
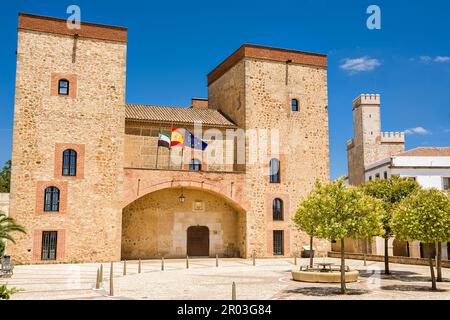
[1,258,449,300]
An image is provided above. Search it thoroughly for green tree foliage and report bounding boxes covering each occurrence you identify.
[362,175,420,274]
[294,178,384,293]
[0,240,5,256]
[0,160,11,193]
[0,285,20,300]
[0,210,26,244]
[393,189,450,290]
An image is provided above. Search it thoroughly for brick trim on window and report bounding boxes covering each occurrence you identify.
[54,143,85,179]
[35,181,68,215]
[50,73,77,98]
[265,193,291,223]
[32,229,66,262]
[266,229,291,257]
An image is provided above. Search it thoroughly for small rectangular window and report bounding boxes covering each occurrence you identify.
[58,80,69,96]
[384,171,388,179]
[369,176,373,181]
[443,177,450,190]
[41,231,58,261]
[375,173,380,179]
[291,99,299,112]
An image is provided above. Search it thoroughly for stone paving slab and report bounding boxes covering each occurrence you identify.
[1,258,449,300]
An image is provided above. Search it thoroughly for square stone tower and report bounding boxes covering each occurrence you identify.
[208,45,330,257]
[347,94,405,185]
[8,14,127,263]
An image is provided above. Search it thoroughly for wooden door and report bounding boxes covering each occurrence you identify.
[187,226,209,257]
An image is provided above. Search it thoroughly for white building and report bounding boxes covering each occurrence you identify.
[365,147,450,260]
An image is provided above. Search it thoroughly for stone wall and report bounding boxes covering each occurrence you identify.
[122,188,245,259]
[8,18,127,264]
[209,54,331,258]
[328,251,450,268]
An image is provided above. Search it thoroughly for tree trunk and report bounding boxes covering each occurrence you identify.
[436,242,442,282]
[429,257,437,291]
[309,236,314,268]
[340,238,346,294]
[384,238,390,275]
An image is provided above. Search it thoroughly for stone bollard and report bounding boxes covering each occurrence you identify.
[294,255,297,266]
[253,251,256,266]
[138,259,142,274]
[99,264,103,284]
[161,256,165,271]
[95,268,101,289]
[109,262,114,296]
[216,254,219,267]
[186,256,189,269]
[232,282,236,300]
[123,260,127,276]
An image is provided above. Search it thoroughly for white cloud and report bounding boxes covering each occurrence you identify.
[419,56,433,63]
[405,127,430,135]
[435,56,450,63]
[416,55,450,63]
[340,56,381,74]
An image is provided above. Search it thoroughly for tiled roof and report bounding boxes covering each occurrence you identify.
[125,104,236,128]
[396,147,450,157]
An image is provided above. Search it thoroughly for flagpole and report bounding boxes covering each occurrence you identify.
[169,122,174,170]
[155,128,161,169]
[180,146,185,170]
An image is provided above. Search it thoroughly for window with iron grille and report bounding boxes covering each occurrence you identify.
[273,198,283,221]
[58,79,69,96]
[291,99,299,112]
[62,149,77,176]
[44,187,60,212]
[189,158,202,171]
[444,177,450,190]
[41,231,58,261]
[269,159,280,183]
[273,230,284,256]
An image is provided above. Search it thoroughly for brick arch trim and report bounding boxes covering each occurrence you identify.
[122,178,248,212]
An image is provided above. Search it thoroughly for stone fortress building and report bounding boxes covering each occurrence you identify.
[344,94,450,260]
[8,14,330,264]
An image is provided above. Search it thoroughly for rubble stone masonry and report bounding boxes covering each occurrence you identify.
[9,14,127,263]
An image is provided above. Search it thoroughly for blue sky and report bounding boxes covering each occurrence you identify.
[0,0,449,179]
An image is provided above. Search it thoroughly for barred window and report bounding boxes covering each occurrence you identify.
[273,198,284,221]
[41,231,58,261]
[273,231,284,256]
[44,187,60,212]
[62,149,77,177]
[269,159,280,183]
[58,79,69,96]
[443,177,450,190]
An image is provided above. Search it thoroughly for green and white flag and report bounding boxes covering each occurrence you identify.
[157,132,171,149]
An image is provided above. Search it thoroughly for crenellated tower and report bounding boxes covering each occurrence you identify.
[347,94,405,185]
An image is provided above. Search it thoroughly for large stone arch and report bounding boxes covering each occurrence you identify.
[121,169,248,259]
[122,169,248,211]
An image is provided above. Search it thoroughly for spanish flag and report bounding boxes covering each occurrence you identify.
[171,128,185,147]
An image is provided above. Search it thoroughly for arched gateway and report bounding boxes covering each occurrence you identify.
[121,169,248,259]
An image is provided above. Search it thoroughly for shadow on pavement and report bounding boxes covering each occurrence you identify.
[381,285,447,292]
[283,287,369,297]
